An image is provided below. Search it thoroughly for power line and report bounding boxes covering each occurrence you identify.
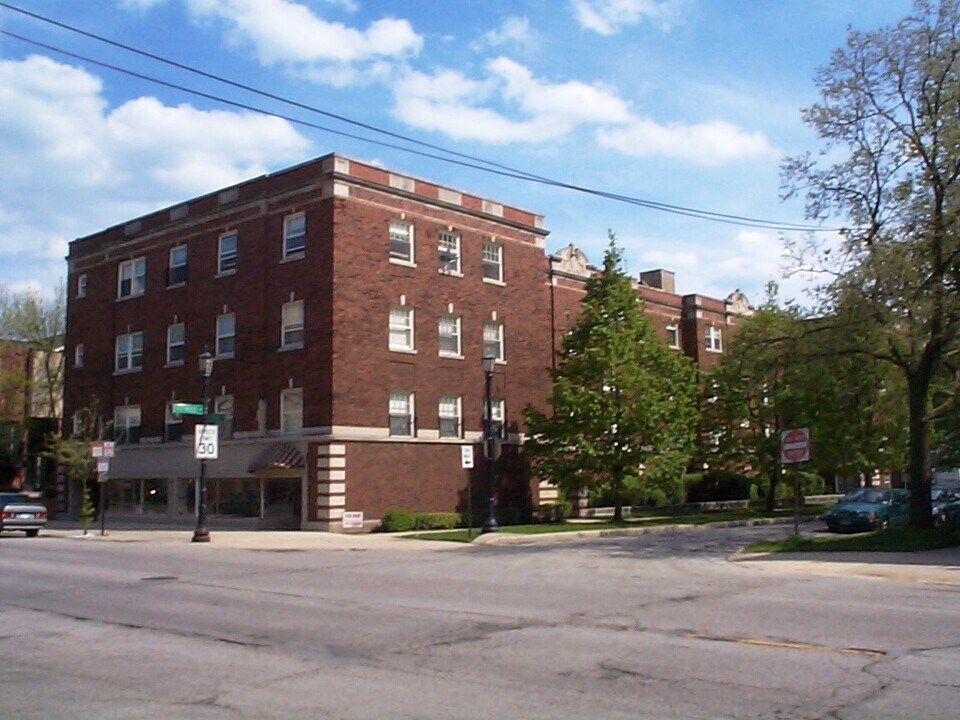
[0,2,837,232]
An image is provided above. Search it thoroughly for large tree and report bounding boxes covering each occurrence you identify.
[524,238,699,522]
[782,0,960,526]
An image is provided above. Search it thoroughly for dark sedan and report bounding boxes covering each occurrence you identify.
[0,492,48,537]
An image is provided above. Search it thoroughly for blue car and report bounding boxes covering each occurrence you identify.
[823,488,909,533]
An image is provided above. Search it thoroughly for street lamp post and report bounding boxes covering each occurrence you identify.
[192,351,214,543]
[482,354,499,534]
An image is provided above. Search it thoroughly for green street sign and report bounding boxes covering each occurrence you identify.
[205,413,226,424]
[171,402,204,416]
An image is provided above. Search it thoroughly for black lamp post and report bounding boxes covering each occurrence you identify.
[482,354,499,534]
[192,351,214,543]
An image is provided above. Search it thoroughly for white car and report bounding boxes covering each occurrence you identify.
[0,492,48,537]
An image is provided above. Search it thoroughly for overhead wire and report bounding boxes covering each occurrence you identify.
[0,2,836,232]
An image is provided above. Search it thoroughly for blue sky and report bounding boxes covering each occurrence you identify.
[0,0,916,304]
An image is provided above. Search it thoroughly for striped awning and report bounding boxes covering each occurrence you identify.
[248,443,305,473]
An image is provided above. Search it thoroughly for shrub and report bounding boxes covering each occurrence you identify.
[686,470,754,503]
[412,512,461,531]
[380,508,415,532]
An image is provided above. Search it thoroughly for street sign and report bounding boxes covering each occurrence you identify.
[460,445,474,469]
[172,402,205,416]
[205,413,226,424]
[780,427,810,464]
[342,511,364,529]
[90,441,115,458]
[194,424,219,460]
[96,459,110,475]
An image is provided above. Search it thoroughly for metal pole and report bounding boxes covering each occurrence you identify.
[192,371,211,543]
[98,472,106,537]
[793,465,800,536]
[482,366,498,534]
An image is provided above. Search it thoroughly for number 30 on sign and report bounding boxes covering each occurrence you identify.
[194,424,219,460]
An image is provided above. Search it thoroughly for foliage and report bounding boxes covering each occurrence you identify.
[746,522,960,553]
[524,236,700,522]
[412,512,461,531]
[685,470,754,503]
[379,508,415,532]
[781,1,960,527]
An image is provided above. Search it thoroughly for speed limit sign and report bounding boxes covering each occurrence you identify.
[194,424,219,460]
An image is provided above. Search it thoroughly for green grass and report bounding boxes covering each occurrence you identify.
[404,505,824,543]
[745,522,960,554]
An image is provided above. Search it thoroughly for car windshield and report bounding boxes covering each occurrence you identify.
[841,488,888,504]
[0,493,30,506]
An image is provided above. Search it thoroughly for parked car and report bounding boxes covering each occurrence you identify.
[931,486,954,524]
[943,492,960,524]
[0,492,48,537]
[823,487,909,533]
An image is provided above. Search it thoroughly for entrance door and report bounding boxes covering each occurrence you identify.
[260,477,301,530]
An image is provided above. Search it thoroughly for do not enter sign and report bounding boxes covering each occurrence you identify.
[780,428,810,464]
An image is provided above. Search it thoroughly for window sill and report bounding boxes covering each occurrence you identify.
[439,353,464,360]
[113,368,143,376]
[279,343,304,352]
[115,293,144,302]
[389,258,417,268]
[389,347,418,355]
[438,269,464,278]
[165,361,185,368]
[281,252,305,263]
[166,282,186,290]
[706,347,723,354]
[482,277,506,287]
[216,352,235,360]
[216,269,237,279]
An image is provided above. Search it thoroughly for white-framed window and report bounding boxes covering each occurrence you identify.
[216,313,236,358]
[214,394,235,439]
[115,332,143,373]
[389,391,414,436]
[438,314,461,357]
[438,395,461,438]
[117,258,146,299]
[113,404,141,444]
[482,242,503,282]
[77,274,87,299]
[164,402,183,442]
[666,324,680,349]
[283,213,306,258]
[389,220,414,263]
[483,321,504,361]
[74,343,84,368]
[166,322,185,365]
[167,246,188,286]
[483,397,506,437]
[280,388,303,434]
[706,325,723,352]
[389,305,414,351]
[438,231,461,273]
[281,301,304,348]
[218,231,237,274]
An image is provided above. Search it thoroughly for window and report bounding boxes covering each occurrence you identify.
[214,395,234,439]
[281,388,303,434]
[117,258,146,299]
[706,325,723,352]
[71,411,83,437]
[389,391,414,436]
[283,213,306,258]
[482,242,503,282]
[389,305,414,351]
[164,402,183,442]
[438,231,461,273]
[216,313,236,357]
[438,314,461,357]
[483,398,506,438]
[438,396,461,438]
[77,274,87,299]
[115,332,143,372]
[167,246,187,286]
[281,301,304,348]
[483,321,504,361]
[389,220,414,263]
[218,231,237,274]
[113,405,141,444]
[166,322,185,365]
[666,324,680,349]
[74,343,84,368]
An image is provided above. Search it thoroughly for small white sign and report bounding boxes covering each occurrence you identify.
[342,511,364,529]
[102,441,115,458]
[96,459,110,475]
[460,445,474,469]
[194,424,219,460]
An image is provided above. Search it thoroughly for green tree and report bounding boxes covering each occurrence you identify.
[524,237,699,522]
[782,0,960,526]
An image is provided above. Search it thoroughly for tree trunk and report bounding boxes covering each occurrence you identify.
[906,370,933,528]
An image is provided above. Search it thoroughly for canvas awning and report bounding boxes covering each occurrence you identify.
[248,443,305,473]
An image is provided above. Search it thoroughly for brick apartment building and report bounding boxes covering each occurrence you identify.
[63,153,749,531]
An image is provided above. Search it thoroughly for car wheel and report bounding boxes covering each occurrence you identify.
[25,529,39,538]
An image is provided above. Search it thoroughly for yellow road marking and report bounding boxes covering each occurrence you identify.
[687,633,886,657]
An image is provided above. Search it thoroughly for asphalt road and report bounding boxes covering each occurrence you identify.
[1,524,958,719]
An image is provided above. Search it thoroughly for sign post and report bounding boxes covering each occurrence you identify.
[780,428,811,535]
[90,441,115,537]
[461,446,475,539]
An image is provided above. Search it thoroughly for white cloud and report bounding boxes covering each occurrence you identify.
[472,17,540,54]
[118,0,169,10]
[597,118,778,164]
[185,0,421,66]
[0,55,311,289]
[570,0,685,35]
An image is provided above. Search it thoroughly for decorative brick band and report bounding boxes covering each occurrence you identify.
[315,444,347,524]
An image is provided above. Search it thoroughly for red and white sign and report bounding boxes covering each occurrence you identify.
[780,428,810,464]
[341,511,364,529]
[90,441,115,458]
